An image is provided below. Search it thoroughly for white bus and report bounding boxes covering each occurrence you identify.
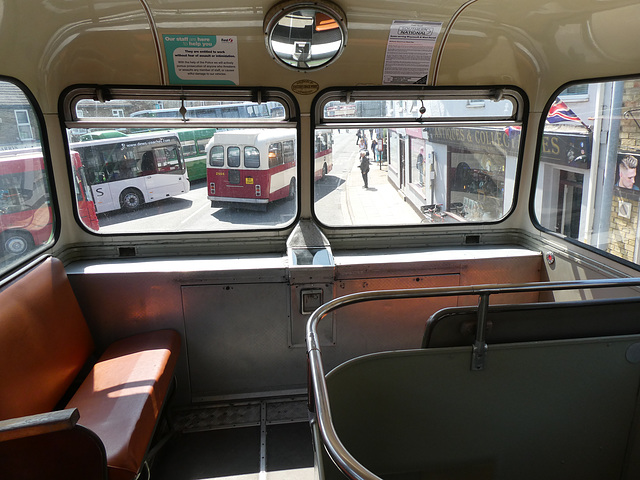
[70,132,189,213]
[130,101,284,119]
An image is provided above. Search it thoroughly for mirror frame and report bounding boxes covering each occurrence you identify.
[264,0,348,71]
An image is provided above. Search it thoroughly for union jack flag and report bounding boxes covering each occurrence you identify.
[504,126,521,137]
[547,99,582,124]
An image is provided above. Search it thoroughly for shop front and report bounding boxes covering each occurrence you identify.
[403,126,520,222]
[534,126,592,239]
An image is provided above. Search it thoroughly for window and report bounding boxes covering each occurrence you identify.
[14,110,34,141]
[196,138,209,154]
[63,88,296,233]
[313,88,524,226]
[182,141,197,157]
[244,147,260,168]
[0,79,53,272]
[560,84,589,98]
[410,138,426,186]
[156,147,182,173]
[467,99,486,108]
[228,147,241,168]
[283,140,295,164]
[209,146,224,167]
[534,78,640,266]
[269,143,283,167]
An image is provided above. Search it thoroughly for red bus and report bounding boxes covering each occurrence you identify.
[206,129,296,209]
[0,150,98,257]
[314,130,333,180]
[69,150,100,230]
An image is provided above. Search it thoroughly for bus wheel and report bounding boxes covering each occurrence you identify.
[120,188,144,211]
[288,179,296,199]
[1,231,34,256]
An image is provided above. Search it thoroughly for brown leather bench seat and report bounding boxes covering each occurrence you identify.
[0,256,180,480]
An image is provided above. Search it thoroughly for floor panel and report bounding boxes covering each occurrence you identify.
[152,397,315,480]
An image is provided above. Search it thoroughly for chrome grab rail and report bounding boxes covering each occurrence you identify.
[306,277,640,480]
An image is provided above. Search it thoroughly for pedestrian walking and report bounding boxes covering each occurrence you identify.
[358,149,370,188]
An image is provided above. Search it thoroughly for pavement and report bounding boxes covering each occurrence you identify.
[343,156,423,225]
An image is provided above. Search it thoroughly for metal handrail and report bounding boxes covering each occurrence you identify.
[306,277,640,480]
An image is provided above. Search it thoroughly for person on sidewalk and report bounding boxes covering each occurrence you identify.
[375,137,383,163]
[359,149,370,188]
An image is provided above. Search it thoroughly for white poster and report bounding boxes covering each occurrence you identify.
[383,21,443,85]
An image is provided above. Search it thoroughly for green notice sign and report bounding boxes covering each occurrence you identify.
[163,35,238,85]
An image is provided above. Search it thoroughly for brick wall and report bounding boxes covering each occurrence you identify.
[620,80,640,151]
[608,80,640,261]
[608,191,639,261]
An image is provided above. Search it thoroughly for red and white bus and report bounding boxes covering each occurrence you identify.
[0,150,98,257]
[70,150,101,231]
[206,129,297,209]
[314,131,333,180]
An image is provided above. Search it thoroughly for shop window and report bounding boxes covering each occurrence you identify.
[448,150,504,221]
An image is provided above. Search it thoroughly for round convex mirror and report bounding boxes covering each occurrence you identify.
[264,0,347,70]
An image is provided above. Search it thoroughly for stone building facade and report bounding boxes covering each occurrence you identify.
[0,82,41,150]
[608,80,640,262]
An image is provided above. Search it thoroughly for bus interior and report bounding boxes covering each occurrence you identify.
[2,1,640,480]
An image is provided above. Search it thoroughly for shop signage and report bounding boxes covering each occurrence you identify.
[539,132,591,169]
[424,127,519,156]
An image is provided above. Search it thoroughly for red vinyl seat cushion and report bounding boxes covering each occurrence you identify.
[66,329,181,480]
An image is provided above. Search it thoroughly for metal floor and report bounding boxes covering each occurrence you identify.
[152,396,315,480]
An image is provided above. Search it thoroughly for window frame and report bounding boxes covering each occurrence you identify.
[530,76,640,271]
[60,85,300,236]
[0,76,58,275]
[311,86,527,229]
